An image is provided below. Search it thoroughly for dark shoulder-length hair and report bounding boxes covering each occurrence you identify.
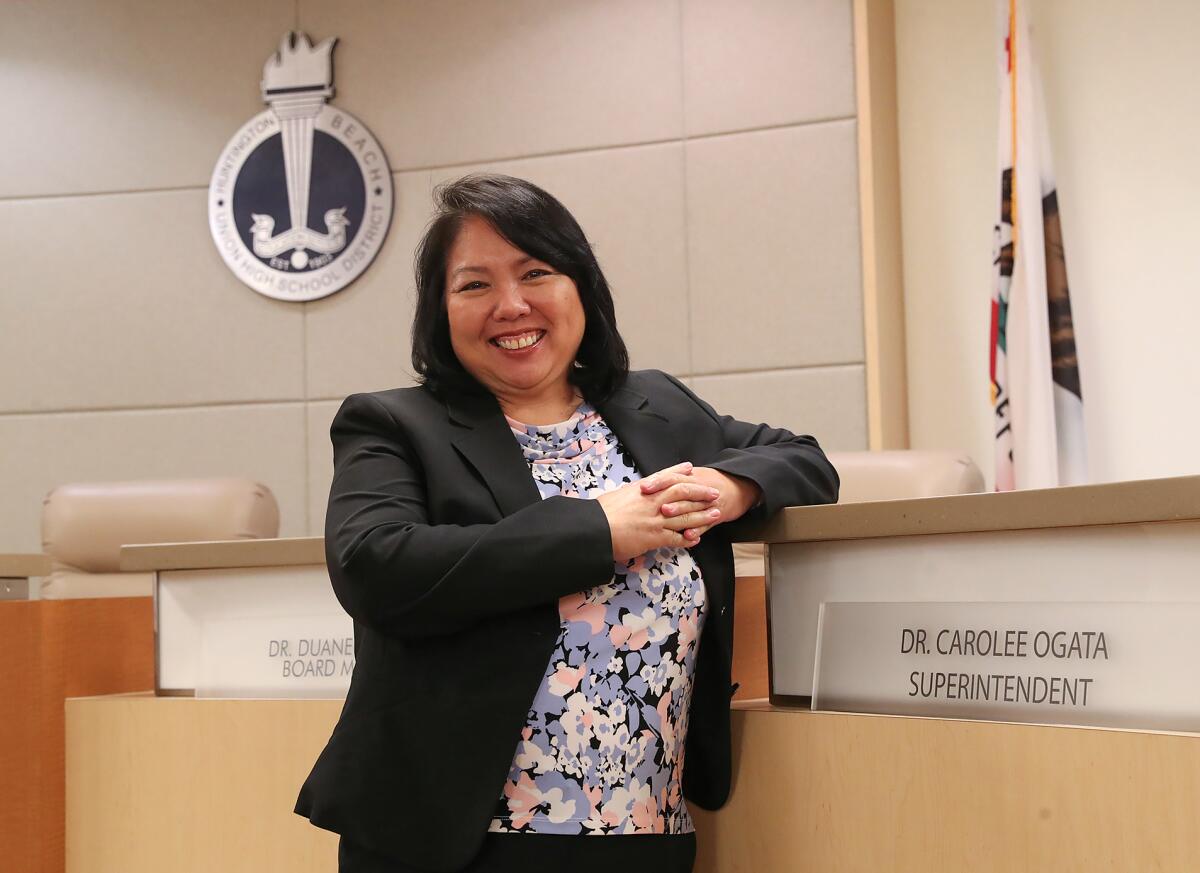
[411,174,629,401]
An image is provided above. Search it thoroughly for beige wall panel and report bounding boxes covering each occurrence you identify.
[682,0,856,137]
[0,404,308,553]
[0,0,293,198]
[1028,0,1200,484]
[306,401,341,537]
[686,122,864,374]
[689,365,868,451]
[430,143,690,376]
[0,190,305,414]
[304,170,432,399]
[297,0,683,171]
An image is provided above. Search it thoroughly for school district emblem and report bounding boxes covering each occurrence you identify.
[209,32,393,302]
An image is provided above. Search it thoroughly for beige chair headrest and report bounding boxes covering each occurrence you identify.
[825,450,985,504]
[42,478,279,573]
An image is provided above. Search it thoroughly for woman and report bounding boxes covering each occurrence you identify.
[296,174,839,872]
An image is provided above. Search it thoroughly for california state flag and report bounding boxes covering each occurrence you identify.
[990,0,1086,491]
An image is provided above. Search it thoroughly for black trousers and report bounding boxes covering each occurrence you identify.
[338,832,697,873]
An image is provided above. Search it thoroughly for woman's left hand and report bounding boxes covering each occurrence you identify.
[640,466,762,540]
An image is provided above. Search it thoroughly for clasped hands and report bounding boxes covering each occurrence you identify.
[596,461,762,562]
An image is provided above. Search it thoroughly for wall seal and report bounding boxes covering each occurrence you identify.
[209,32,393,302]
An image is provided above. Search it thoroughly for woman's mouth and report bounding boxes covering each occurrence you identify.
[490,329,546,351]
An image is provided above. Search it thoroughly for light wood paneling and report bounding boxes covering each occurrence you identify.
[66,693,1200,872]
[66,696,341,873]
[693,704,1200,872]
[854,0,910,449]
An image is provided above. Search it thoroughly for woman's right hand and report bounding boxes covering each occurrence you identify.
[596,462,722,562]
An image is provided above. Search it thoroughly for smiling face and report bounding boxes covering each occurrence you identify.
[444,214,586,413]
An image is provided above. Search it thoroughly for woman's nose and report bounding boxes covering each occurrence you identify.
[492,281,531,320]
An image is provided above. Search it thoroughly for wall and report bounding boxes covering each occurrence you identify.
[895,0,1200,489]
[0,0,868,552]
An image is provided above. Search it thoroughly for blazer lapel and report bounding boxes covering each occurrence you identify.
[444,380,726,618]
[446,391,542,517]
[596,384,684,479]
[445,381,686,516]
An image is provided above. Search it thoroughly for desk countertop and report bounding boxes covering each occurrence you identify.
[120,537,323,571]
[0,552,51,577]
[754,474,1200,543]
[118,475,1200,570]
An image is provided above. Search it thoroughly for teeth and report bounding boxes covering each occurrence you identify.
[495,331,543,350]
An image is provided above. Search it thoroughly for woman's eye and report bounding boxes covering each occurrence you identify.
[457,281,486,293]
[523,269,551,280]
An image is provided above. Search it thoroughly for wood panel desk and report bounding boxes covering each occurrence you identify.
[66,695,340,873]
[2,553,152,873]
[66,478,1200,871]
[66,539,333,872]
[703,475,1200,870]
[65,694,1200,873]
[691,702,1200,872]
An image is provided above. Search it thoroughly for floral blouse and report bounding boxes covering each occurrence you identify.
[488,402,708,836]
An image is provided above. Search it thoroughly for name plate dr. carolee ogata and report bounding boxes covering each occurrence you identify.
[812,601,1200,732]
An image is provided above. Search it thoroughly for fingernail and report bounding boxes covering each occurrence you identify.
[708,489,720,499]
[708,508,721,519]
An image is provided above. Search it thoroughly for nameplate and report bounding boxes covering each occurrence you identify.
[197,614,354,698]
[812,602,1200,731]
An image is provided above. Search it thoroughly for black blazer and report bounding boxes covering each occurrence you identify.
[295,369,838,872]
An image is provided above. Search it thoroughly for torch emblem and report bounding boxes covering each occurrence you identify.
[208,32,394,302]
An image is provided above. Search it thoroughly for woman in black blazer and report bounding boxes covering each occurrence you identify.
[295,175,839,873]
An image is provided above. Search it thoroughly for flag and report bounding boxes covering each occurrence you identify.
[990,0,1086,491]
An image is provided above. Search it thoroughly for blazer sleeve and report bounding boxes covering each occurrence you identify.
[325,393,616,641]
[662,372,840,537]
